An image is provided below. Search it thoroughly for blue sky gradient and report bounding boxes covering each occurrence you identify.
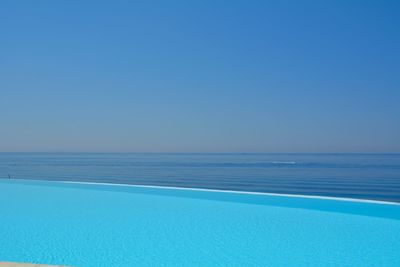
[1,0,399,152]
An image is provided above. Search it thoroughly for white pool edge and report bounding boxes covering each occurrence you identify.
[56,180,400,206]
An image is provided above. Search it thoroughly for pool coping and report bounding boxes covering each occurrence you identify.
[2,178,400,220]
[60,180,400,206]
[0,262,72,267]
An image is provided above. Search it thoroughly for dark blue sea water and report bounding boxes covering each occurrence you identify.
[0,153,399,202]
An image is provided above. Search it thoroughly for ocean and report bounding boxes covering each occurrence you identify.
[0,153,399,202]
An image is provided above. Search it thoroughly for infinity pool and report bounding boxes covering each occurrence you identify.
[1,179,400,267]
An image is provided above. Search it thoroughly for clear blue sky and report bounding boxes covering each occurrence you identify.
[1,0,399,153]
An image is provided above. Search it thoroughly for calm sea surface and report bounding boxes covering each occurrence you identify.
[0,153,399,202]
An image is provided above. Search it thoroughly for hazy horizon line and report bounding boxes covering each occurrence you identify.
[1,151,399,154]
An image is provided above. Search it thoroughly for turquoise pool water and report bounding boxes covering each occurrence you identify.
[1,179,400,267]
